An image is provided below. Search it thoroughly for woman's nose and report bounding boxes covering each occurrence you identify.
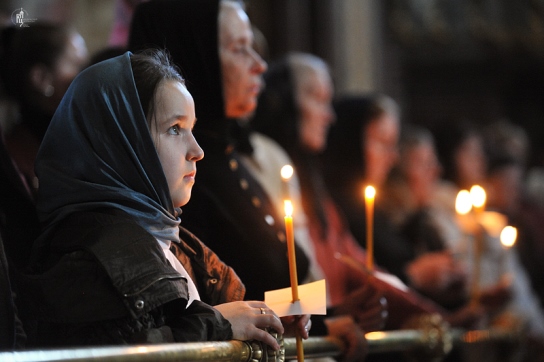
[250,48,267,74]
[188,137,204,161]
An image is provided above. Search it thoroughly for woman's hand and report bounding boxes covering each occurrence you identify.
[479,279,512,312]
[325,316,368,362]
[407,251,467,293]
[333,282,388,331]
[214,301,284,350]
[281,314,311,339]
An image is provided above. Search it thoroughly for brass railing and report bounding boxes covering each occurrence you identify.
[0,325,522,362]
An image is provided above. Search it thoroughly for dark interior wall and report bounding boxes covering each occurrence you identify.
[246,0,335,66]
[251,0,544,166]
[383,0,544,167]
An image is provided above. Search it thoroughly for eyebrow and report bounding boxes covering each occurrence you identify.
[165,115,197,127]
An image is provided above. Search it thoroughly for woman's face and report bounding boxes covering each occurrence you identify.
[454,134,486,188]
[403,142,442,206]
[150,80,204,208]
[219,2,267,119]
[363,113,400,186]
[297,68,335,153]
[49,31,88,110]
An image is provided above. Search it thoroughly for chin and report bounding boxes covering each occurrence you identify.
[174,194,191,208]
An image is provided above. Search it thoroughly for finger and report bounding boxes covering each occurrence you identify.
[302,318,312,339]
[250,326,281,351]
[256,305,281,321]
[295,315,311,339]
[260,313,284,334]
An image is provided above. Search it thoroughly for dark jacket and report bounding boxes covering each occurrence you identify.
[0,235,26,350]
[129,0,310,301]
[24,209,240,346]
[182,131,310,300]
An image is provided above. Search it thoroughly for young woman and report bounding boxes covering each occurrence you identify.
[23,49,303,348]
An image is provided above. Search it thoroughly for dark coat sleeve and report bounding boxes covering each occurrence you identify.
[164,299,232,342]
[22,210,233,346]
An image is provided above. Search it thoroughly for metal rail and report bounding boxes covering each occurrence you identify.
[0,326,521,362]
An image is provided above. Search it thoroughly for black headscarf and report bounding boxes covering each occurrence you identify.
[323,96,415,280]
[129,2,310,300]
[129,0,226,135]
[34,52,181,254]
[431,119,481,187]
[324,96,378,197]
[252,57,330,234]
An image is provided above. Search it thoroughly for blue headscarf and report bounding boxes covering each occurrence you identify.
[35,52,181,246]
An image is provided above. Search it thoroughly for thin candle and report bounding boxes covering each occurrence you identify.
[500,226,517,248]
[455,190,472,215]
[500,226,517,278]
[468,185,486,305]
[284,200,299,302]
[284,199,304,361]
[364,185,376,271]
[281,164,294,201]
[470,185,486,214]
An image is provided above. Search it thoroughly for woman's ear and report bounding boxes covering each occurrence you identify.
[30,63,55,97]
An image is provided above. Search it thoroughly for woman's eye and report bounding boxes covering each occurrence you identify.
[233,45,249,55]
[168,125,181,135]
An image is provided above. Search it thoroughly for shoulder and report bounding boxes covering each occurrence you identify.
[250,132,291,163]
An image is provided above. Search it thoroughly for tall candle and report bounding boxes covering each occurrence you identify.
[469,185,486,305]
[284,200,299,302]
[284,199,304,361]
[500,226,517,279]
[455,190,472,215]
[281,164,294,201]
[364,185,376,271]
[470,185,486,215]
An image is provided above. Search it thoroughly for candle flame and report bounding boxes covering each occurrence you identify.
[281,165,294,180]
[455,190,472,215]
[284,200,293,217]
[470,185,486,209]
[364,185,376,200]
[500,226,517,248]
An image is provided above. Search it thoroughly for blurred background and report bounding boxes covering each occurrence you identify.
[1,0,543,167]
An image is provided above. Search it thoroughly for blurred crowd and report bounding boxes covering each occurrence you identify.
[1,1,544,361]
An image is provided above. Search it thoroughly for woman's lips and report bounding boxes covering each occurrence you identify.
[184,171,196,180]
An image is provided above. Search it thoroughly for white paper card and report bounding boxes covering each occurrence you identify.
[264,279,327,317]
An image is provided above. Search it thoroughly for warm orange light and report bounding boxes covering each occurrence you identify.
[364,185,376,200]
[284,200,293,217]
[456,190,472,215]
[281,164,294,180]
[500,226,517,248]
[470,185,486,210]
[364,185,376,271]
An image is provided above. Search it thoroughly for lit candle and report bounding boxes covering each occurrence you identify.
[281,164,294,201]
[500,226,517,278]
[470,185,486,215]
[284,200,299,302]
[469,185,486,305]
[364,185,376,271]
[500,225,517,248]
[455,190,473,215]
[284,200,304,361]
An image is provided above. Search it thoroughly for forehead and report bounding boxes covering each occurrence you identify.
[302,69,332,92]
[154,80,194,113]
[369,113,399,136]
[219,2,252,43]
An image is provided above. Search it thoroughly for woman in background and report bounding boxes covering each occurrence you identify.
[0,23,88,197]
